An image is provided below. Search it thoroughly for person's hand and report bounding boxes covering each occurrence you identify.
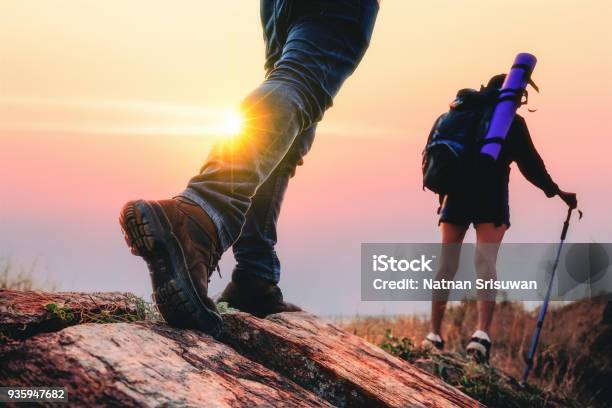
[558,190,577,209]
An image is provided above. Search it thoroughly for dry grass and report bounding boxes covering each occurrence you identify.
[340,299,611,407]
[342,301,551,379]
[379,330,576,408]
[44,293,161,325]
[0,257,55,291]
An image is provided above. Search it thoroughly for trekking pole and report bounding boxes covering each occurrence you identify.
[522,207,582,384]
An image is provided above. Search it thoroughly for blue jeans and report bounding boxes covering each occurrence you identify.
[180,0,378,282]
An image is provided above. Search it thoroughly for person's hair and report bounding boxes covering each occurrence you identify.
[485,74,507,90]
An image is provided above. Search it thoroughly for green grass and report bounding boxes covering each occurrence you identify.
[45,302,76,323]
[216,301,239,314]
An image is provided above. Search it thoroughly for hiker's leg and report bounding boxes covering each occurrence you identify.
[218,126,315,316]
[179,0,379,252]
[474,223,506,333]
[431,222,468,336]
[228,1,312,284]
[232,125,316,284]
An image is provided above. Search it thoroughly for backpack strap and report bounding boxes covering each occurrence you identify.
[511,62,534,72]
[497,88,523,104]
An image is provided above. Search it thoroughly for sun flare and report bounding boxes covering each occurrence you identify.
[218,109,245,137]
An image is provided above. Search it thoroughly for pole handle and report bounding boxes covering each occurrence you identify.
[560,208,573,240]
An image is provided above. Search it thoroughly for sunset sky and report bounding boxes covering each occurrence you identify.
[1,1,611,315]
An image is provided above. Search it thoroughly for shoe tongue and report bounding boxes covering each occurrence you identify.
[426,332,442,343]
[178,198,219,249]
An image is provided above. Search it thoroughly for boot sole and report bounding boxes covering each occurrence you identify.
[119,200,222,335]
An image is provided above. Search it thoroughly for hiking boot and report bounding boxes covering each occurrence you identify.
[119,197,223,335]
[466,330,492,364]
[421,332,445,351]
[218,273,301,318]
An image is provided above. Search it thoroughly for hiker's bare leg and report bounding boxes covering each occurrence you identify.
[431,222,468,336]
[474,223,506,333]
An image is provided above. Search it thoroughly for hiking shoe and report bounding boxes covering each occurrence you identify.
[421,332,445,351]
[119,197,223,335]
[466,330,491,364]
[218,273,301,318]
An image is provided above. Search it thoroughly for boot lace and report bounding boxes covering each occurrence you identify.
[207,248,222,283]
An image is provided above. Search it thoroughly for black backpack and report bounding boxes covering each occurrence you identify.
[422,88,497,195]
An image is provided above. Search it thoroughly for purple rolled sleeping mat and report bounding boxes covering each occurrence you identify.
[480,53,538,160]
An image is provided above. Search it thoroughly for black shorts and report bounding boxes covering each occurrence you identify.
[439,184,510,228]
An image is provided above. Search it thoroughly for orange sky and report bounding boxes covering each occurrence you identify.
[1,1,610,314]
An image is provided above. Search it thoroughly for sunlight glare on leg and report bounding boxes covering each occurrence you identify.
[218,108,245,138]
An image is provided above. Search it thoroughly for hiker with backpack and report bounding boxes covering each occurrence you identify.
[421,73,578,363]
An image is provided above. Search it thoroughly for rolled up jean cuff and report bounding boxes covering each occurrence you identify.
[177,188,233,252]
